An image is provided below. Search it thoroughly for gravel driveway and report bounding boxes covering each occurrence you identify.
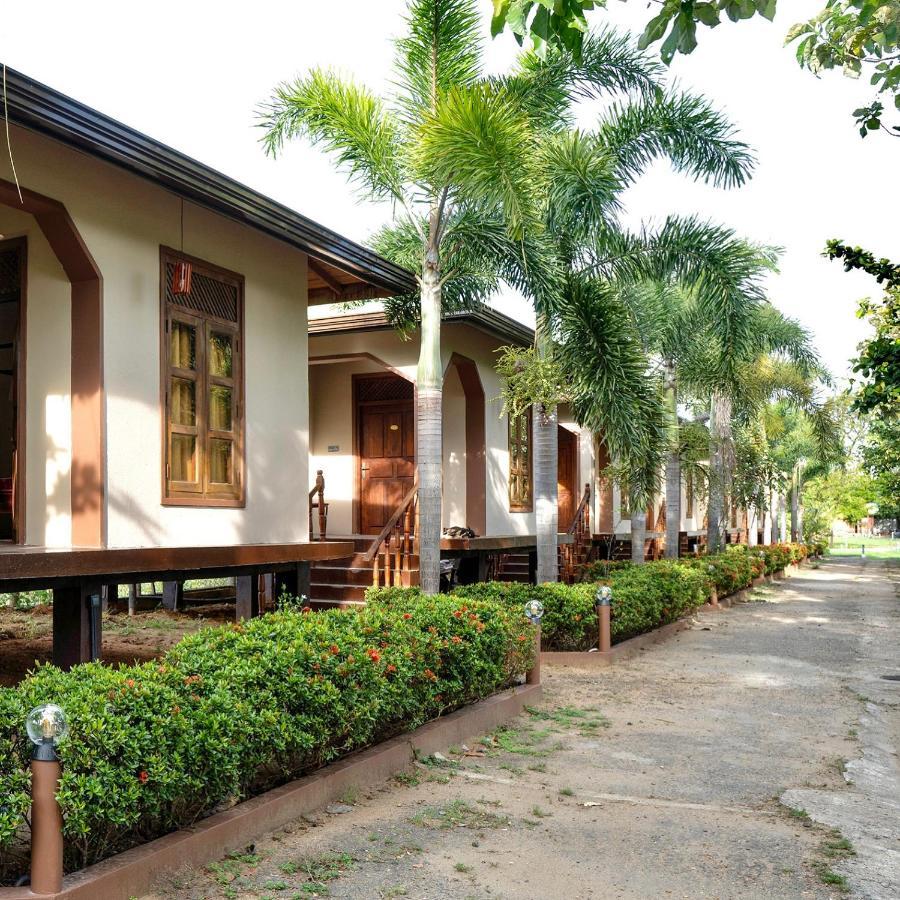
[147,557,899,900]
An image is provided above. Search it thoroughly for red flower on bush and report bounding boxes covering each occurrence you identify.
[517,634,528,642]
[367,648,381,663]
[386,664,397,674]
[423,668,437,681]
[451,635,462,644]
[301,606,312,614]
[453,609,463,619]
[125,679,135,689]
[138,771,148,784]
[330,644,340,655]
[403,613,412,620]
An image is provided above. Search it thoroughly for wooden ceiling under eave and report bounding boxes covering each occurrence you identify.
[308,256,400,305]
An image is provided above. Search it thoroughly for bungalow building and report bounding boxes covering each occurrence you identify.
[0,68,414,666]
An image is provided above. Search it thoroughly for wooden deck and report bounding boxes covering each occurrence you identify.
[0,541,354,591]
[439,533,574,555]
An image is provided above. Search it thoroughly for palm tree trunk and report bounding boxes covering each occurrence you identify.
[533,403,559,583]
[663,361,680,559]
[417,228,443,595]
[770,488,778,544]
[630,505,646,564]
[533,318,559,584]
[706,392,730,554]
[790,462,802,543]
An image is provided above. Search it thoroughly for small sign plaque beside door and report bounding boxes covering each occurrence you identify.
[328,445,340,453]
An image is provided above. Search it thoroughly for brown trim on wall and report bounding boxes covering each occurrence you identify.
[444,353,486,537]
[309,352,410,384]
[0,237,28,544]
[0,178,104,547]
[595,434,613,532]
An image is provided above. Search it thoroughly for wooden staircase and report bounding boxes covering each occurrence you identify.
[308,538,421,607]
[495,552,532,583]
[307,472,420,608]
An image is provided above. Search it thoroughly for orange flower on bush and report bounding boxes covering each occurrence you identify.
[423,668,437,681]
[330,644,340,655]
[171,705,181,716]
[452,609,463,618]
[138,771,148,784]
[125,678,135,689]
[367,648,381,663]
[386,664,397,674]
[301,606,312,614]
[403,613,412,620]
[451,635,462,644]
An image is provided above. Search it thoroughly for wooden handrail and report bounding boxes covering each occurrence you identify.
[567,483,592,535]
[364,472,419,563]
[561,483,593,584]
[308,469,327,541]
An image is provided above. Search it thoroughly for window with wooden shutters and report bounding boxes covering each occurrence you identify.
[685,471,694,519]
[161,248,245,506]
[508,410,532,512]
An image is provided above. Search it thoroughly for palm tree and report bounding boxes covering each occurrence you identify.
[261,0,553,593]
[370,26,758,583]
[692,310,838,552]
[490,41,763,577]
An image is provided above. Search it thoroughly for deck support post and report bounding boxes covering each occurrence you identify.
[52,582,102,670]
[235,575,259,621]
[162,581,183,611]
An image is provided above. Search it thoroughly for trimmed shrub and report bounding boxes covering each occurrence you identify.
[0,595,532,877]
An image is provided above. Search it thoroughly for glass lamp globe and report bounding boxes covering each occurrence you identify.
[25,704,68,746]
[596,585,612,604]
[524,599,544,623]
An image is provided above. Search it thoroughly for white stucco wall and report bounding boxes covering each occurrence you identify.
[0,205,72,546]
[12,124,310,548]
[308,321,539,537]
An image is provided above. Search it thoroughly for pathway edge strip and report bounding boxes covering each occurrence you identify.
[0,683,540,900]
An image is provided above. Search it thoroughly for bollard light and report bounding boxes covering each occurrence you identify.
[524,598,544,624]
[26,704,68,760]
[595,586,612,653]
[27,704,66,895]
[523,600,544,686]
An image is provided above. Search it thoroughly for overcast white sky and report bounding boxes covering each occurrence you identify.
[3,1,896,378]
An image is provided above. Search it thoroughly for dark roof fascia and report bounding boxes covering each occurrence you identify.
[309,307,534,346]
[4,67,415,295]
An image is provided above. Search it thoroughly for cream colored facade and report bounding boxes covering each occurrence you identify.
[309,318,548,537]
[5,124,311,548]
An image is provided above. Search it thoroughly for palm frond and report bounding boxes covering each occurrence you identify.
[260,69,405,201]
[539,130,622,242]
[598,89,756,189]
[394,0,482,122]
[413,83,539,236]
[500,27,663,131]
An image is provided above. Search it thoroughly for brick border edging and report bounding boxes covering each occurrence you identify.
[540,562,803,668]
[1,683,540,900]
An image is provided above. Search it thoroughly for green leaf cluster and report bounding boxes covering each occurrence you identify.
[0,595,532,874]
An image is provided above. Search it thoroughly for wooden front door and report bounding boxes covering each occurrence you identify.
[357,377,415,535]
[557,426,578,529]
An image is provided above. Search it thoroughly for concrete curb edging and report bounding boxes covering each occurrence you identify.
[540,562,803,669]
[1,683,540,900]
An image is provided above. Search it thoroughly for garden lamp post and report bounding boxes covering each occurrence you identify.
[707,563,719,608]
[595,586,612,653]
[524,599,544,686]
[26,704,67,895]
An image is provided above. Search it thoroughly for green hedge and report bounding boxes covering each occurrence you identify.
[375,559,710,653]
[0,594,533,877]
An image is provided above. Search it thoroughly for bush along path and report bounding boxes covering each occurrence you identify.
[0,593,533,883]
[143,555,894,900]
[371,542,814,652]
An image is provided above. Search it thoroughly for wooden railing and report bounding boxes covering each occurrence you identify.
[560,483,592,584]
[364,474,419,588]
[308,469,328,541]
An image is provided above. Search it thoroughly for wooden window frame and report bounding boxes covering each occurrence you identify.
[160,247,245,508]
[685,471,694,519]
[508,409,533,513]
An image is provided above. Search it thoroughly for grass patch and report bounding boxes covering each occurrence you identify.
[411,799,508,830]
[454,862,472,873]
[559,787,574,797]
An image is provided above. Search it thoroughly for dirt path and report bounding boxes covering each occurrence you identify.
[147,558,899,900]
